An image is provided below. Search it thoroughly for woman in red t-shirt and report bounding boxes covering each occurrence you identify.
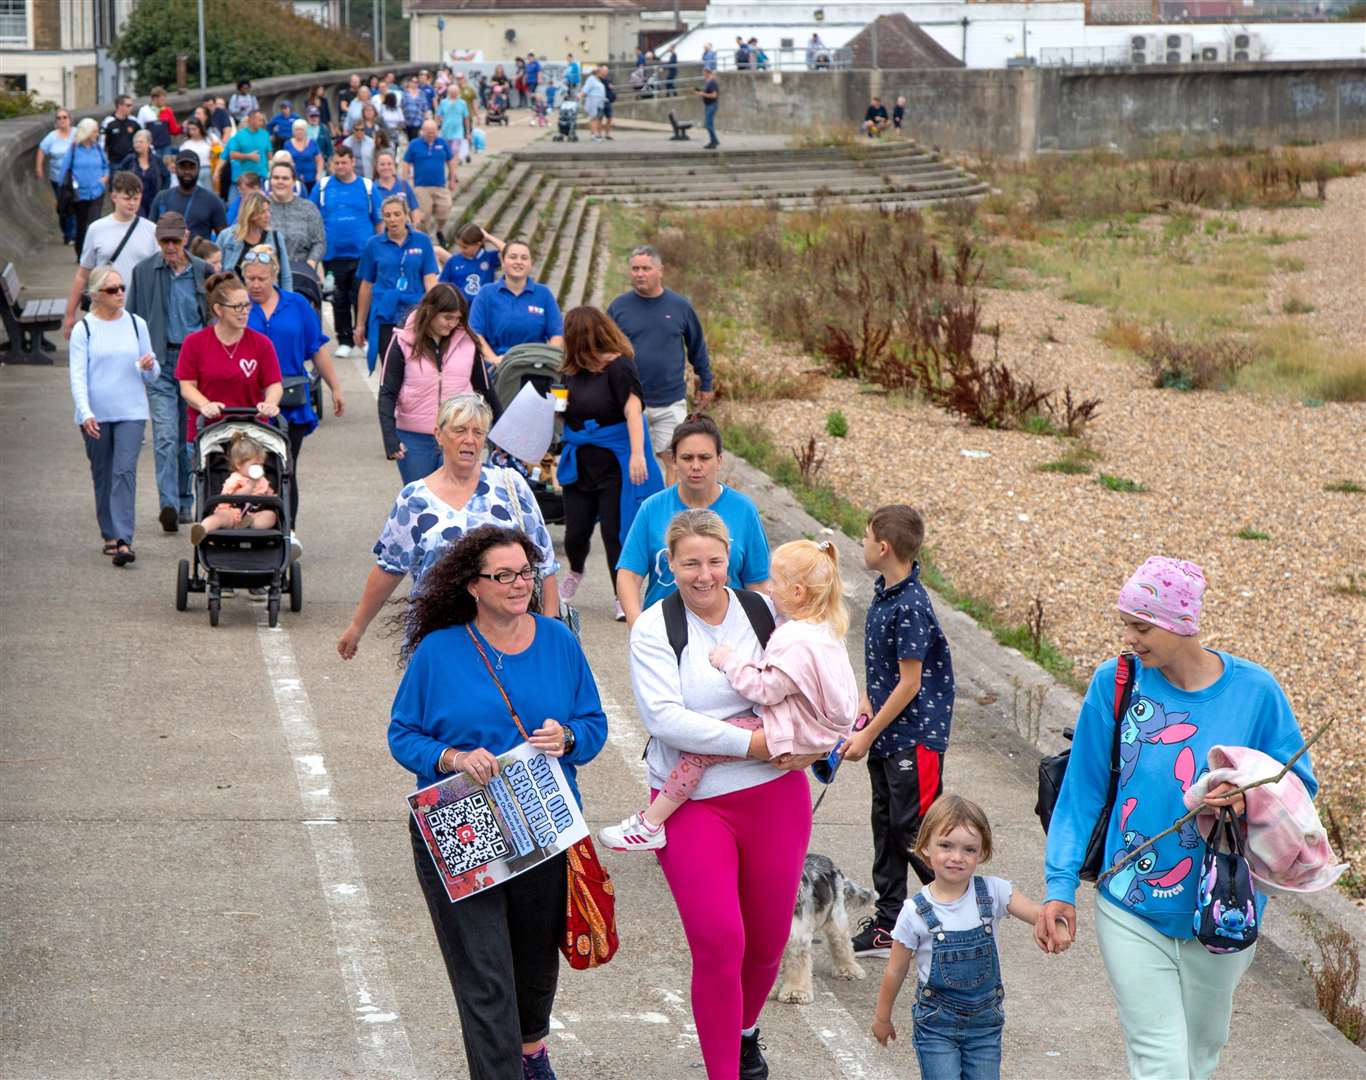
[176,272,283,429]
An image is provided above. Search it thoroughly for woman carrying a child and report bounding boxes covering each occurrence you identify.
[389,525,607,1080]
[620,509,845,1078]
[1038,556,1316,1080]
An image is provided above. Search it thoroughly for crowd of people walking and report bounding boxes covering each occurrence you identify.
[46,66,1332,1080]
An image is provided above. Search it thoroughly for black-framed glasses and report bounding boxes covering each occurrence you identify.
[477,566,535,585]
[98,284,126,294]
[219,301,251,313]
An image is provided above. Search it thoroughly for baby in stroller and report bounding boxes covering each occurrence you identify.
[191,432,277,544]
[554,93,579,142]
[487,87,510,126]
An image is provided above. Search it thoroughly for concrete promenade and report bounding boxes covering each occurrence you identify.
[2,126,1364,1080]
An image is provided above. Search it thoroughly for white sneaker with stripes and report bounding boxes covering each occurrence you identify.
[598,811,666,852]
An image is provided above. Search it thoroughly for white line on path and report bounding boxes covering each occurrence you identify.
[257,615,417,1078]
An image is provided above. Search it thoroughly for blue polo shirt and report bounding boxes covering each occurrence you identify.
[468,277,563,354]
[374,177,419,213]
[311,175,380,261]
[359,227,438,323]
[268,112,297,143]
[248,288,328,434]
[403,137,453,187]
[438,246,501,299]
[865,563,955,755]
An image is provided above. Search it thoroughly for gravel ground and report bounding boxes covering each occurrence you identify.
[721,173,1366,889]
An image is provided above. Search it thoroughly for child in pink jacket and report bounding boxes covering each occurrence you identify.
[604,538,858,851]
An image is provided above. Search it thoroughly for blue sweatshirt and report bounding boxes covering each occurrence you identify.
[1044,652,1316,939]
[606,288,712,407]
[389,617,607,805]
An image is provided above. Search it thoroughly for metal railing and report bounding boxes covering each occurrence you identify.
[1039,46,1137,65]
[1088,0,1364,22]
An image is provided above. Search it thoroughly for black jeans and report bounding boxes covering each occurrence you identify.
[868,745,944,926]
[410,818,565,1080]
[324,257,360,347]
[284,420,305,528]
[562,473,622,593]
[73,197,103,259]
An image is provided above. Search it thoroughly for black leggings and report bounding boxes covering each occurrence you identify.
[285,421,305,527]
[562,475,622,593]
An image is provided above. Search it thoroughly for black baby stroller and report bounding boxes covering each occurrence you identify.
[174,410,301,627]
[490,342,565,524]
[553,95,579,142]
[487,88,510,126]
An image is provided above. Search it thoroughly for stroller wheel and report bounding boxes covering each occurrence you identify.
[208,593,221,627]
[175,559,190,611]
[289,564,303,613]
[268,593,281,628]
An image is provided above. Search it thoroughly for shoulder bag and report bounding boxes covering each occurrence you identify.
[467,625,618,970]
[1193,806,1259,954]
[1034,653,1137,882]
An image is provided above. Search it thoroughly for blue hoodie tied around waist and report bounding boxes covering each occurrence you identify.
[557,418,664,542]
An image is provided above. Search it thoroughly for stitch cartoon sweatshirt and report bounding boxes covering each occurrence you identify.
[1044,652,1316,939]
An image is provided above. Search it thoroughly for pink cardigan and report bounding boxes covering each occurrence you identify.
[718,618,858,756]
[1182,745,1348,895]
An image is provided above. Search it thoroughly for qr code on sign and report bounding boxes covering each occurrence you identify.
[427,792,510,877]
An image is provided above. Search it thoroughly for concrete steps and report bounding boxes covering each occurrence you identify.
[530,182,575,272]
[555,163,965,194]
[541,192,589,302]
[487,168,545,239]
[451,155,512,226]
[470,162,532,235]
[559,203,601,312]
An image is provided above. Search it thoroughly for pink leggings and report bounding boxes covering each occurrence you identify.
[654,770,812,1078]
[662,712,762,802]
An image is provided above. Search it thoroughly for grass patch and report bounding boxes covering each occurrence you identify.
[1241,324,1366,402]
[1282,295,1316,315]
[1235,527,1272,541]
[1332,573,1365,598]
[1097,473,1145,493]
[1036,450,1097,475]
[712,354,820,404]
[723,419,1083,691]
[1325,480,1364,493]
[825,409,849,437]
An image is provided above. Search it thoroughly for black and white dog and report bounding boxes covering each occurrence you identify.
[774,853,875,1004]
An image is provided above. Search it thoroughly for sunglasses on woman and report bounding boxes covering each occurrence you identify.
[477,566,536,585]
[242,251,275,265]
[97,284,126,294]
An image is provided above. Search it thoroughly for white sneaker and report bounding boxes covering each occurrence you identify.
[560,570,583,600]
[334,344,352,358]
[598,812,666,852]
[289,532,302,563]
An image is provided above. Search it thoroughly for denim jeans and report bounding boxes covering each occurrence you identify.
[82,420,145,543]
[912,992,1004,1080]
[146,368,193,514]
[395,429,442,485]
[704,102,718,144]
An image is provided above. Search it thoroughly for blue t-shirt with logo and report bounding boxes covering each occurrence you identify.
[310,175,380,260]
[359,228,438,322]
[467,277,563,354]
[438,247,501,300]
[403,137,453,188]
[864,563,955,755]
[615,484,770,609]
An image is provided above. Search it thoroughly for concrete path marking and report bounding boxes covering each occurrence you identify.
[256,612,417,1078]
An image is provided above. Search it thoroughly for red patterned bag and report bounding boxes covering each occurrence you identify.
[563,835,619,969]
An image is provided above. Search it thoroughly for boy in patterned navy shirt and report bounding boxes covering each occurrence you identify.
[841,505,955,957]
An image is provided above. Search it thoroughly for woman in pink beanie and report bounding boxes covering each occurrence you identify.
[1037,555,1319,1080]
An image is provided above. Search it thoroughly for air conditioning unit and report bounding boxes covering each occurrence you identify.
[1164,32,1192,63]
[1130,33,1160,64]
[1198,42,1228,62]
[1232,32,1261,61]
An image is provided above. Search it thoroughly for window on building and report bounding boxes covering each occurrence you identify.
[0,0,26,45]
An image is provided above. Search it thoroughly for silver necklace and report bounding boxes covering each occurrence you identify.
[218,329,245,363]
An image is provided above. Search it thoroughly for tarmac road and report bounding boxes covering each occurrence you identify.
[2,333,1363,1079]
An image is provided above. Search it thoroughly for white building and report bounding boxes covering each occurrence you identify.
[0,0,136,107]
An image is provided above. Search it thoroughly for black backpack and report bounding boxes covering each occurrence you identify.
[660,588,774,664]
[1035,654,1138,882]
[1193,806,1259,953]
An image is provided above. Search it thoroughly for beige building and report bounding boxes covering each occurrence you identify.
[0,0,135,108]
[406,0,645,66]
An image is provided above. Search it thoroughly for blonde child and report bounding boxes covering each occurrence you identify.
[871,794,1071,1079]
[190,432,276,544]
[600,538,858,851]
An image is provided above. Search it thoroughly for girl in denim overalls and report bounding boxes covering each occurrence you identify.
[871,794,1072,1079]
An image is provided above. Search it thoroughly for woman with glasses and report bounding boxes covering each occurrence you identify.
[36,108,77,244]
[243,244,344,534]
[175,271,283,436]
[387,523,605,1080]
[338,394,560,660]
[68,264,160,567]
[219,191,294,290]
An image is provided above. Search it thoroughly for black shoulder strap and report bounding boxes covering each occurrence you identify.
[109,215,141,265]
[663,588,775,665]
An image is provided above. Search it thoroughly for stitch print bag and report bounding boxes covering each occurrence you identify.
[1193,806,1259,954]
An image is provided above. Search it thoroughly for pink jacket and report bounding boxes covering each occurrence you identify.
[1182,745,1348,895]
[385,317,476,434]
[719,618,858,756]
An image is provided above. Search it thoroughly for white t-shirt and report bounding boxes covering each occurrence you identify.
[891,875,1014,986]
[79,214,160,283]
[180,137,213,168]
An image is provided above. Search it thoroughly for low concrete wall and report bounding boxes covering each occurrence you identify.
[0,63,427,271]
[612,60,1366,159]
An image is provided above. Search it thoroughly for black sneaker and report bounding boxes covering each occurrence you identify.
[739,1028,769,1079]
[159,506,180,532]
[851,915,894,958]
